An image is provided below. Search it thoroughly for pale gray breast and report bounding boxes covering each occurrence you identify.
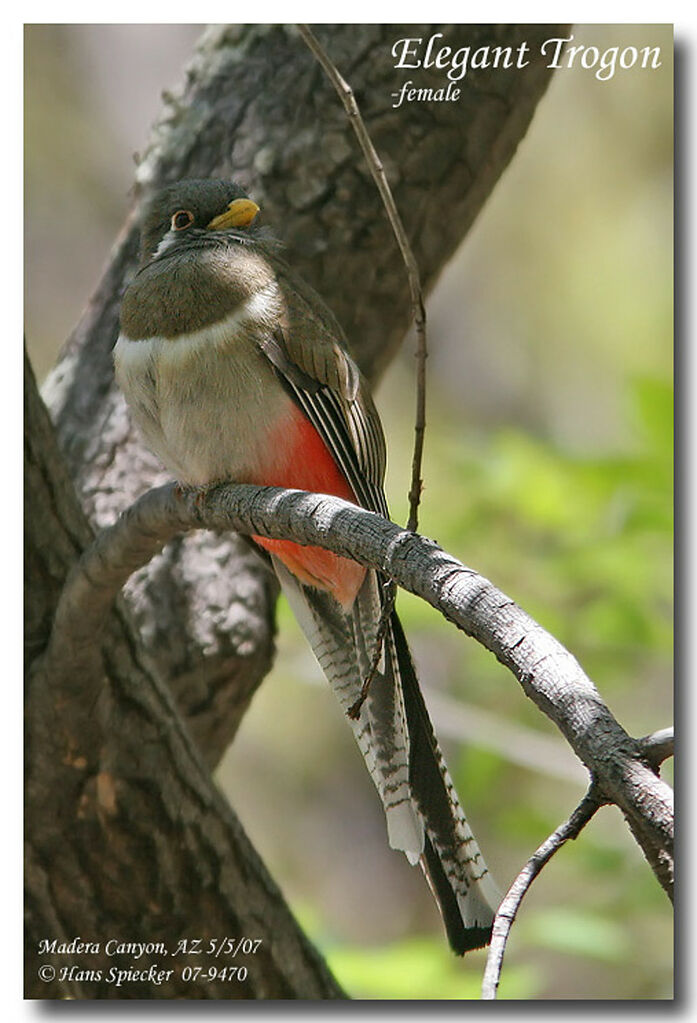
[114,285,295,486]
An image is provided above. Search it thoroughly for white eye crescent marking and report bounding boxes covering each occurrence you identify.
[171,209,194,231]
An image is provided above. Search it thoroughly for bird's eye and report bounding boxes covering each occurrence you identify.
[171,210,194,231]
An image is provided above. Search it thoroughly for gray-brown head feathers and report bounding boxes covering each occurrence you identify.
[138,179,252,262]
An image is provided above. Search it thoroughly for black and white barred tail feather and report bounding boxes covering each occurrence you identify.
[273,557,498,954]
[390,613,498,952]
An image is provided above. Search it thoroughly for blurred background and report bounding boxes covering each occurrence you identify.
[25,25,673,1000]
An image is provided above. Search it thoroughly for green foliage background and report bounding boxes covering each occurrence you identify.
[25,24,672,1000]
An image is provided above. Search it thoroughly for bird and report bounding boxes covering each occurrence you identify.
[114,178,499,954]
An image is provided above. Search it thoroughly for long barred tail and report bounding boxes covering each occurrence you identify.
[389,613,498,953]
[272,557,498,954]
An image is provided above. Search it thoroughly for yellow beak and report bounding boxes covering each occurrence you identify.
[206,198,260,231]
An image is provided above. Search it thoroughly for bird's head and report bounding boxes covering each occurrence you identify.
[139,179,261,263]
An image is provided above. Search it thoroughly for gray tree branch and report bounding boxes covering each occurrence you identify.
[638,727,674,770]
[41,479,674,905]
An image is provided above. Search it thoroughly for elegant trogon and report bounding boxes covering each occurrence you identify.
[114,178,498,953]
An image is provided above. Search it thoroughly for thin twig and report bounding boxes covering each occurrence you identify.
[481,789,603,1000]
[347,579,396,719]
[297,24,427,535]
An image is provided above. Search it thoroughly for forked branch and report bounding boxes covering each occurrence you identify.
[40,481,674,913]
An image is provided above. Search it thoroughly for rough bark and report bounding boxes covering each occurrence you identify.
[25,353,345,999]
[41,23,562,760]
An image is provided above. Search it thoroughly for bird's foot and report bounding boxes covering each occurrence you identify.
[173,481,216,512]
